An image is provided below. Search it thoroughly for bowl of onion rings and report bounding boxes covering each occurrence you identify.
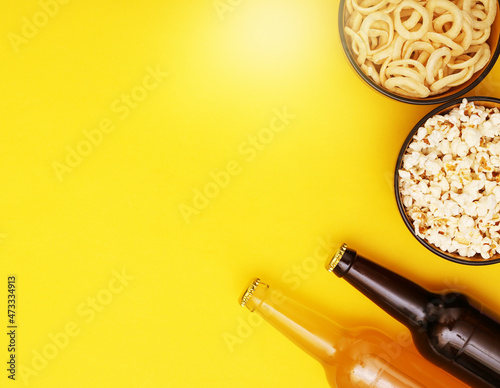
[340,0,500,104]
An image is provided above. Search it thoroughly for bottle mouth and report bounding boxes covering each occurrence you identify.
[240,278,261,307]
[326,243,347,273]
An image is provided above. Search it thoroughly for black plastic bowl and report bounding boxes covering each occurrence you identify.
[339,0,500,105]
[395,97,500,265]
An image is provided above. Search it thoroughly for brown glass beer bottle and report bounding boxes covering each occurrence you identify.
[326,244,500,388]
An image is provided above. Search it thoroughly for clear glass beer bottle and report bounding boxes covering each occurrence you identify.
[240,278,468,387]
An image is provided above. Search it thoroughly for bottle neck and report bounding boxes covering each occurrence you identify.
[241,279,350,366]
[328,246,433,329]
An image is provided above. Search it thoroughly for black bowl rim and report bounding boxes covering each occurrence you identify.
[394,96,500,265]
[338,0,500,105]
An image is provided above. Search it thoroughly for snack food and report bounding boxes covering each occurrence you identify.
[344,0,497,98]
[399,99,500,259]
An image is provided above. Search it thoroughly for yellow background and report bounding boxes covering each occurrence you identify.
[2,0,500,387]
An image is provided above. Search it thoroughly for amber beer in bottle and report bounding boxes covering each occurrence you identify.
[240,278,468,387]
[326,244,500,388]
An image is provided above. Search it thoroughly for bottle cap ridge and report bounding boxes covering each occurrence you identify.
[240,278,261,307]
[327,244,348,273]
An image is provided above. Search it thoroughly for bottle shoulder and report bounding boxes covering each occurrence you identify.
[412,292,479,360]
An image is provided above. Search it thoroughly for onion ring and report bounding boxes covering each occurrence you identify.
[385,76,431,97]
[394,0,432,40]
[426,0,464,39]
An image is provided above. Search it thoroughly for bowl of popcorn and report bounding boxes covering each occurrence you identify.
[340,0,500,104]
[396,97,500,264]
